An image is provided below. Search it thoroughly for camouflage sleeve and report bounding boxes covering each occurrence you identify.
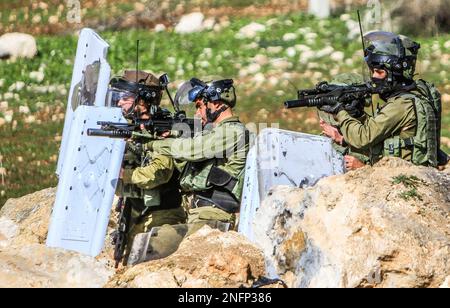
[146,124,245,162]
[336,97,416,149]
[122,153,174,190]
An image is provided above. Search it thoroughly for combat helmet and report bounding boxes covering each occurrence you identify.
[107,70,164,117]
[363,31,420,85]
[204,79,236,108]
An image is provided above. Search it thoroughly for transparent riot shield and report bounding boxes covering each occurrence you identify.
[238,128,344,241]
[46,29,126,257]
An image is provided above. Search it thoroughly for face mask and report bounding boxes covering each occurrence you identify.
[371,77,387,91]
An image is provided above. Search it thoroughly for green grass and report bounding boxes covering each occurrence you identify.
[0,10,449,207]
[392,174,426,202]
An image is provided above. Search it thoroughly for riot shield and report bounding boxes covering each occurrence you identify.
[46,29,126,257]
[238,128,344,241]
[57,28,112,175]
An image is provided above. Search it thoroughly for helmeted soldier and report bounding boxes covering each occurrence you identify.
[321,31,448,168]
[144,78,250,229]
[111,70,186,266]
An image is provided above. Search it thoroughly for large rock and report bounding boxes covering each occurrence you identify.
[253,158,450,288]
[0,188,115,287]
[0,244,112,288]
[106,226,266,288]
[0,33,38,60]
[174,12,205,34]
[0,187,55,246]
[236,23,266,39]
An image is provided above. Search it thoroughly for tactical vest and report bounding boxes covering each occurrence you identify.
[118,142,182,211]
[383,80,441,167]
[179,121,249,214]
[116,141,146,199]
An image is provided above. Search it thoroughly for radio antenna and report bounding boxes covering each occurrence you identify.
[136,40,140,83]
[357,10,366,54]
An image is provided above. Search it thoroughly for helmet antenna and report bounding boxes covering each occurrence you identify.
[357,10,366,55]
[136,40,140,83]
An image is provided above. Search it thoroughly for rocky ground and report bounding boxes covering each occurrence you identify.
[0,157,449,288]
[0,188,114,287]
[0,188,266,288]
[253,158,450,288]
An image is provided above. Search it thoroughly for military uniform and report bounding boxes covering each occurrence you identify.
[336,91,416,162]
[107,69,190,266]
[145,116,249,229]
[118,146,186,247]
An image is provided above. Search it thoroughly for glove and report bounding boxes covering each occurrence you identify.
[318,102,344,115]
[344,100,364,118]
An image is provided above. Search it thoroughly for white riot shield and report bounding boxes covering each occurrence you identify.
[57,28,112,176]
[47,29,126,257]
[239,128,344,241]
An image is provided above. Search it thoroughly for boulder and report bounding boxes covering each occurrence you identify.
[154,24,166,33]
[0,187,56,245]
[106,226,266,288]
[0,33,38,60]
[0,244,112,288]
[237,23,266,39]
[174,13,205,34]
[0,188,115,287]
[253,158,450,288]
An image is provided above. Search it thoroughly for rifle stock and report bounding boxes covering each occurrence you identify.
[113,197,132,268]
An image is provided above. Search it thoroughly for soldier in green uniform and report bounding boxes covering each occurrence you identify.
[320,31,448,168]
[110,70,186,264]
[144,78,249,229]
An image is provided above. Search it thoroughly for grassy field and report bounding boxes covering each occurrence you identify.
[0,8,449,206]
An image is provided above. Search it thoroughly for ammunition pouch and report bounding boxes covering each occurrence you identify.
[191,166,240,214]
[207,166,238,194]
[383,136,414,158]
[116,180,144,199]
[193,191,240,214]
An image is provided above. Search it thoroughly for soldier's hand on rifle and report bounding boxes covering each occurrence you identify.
[318,101,344,115]
[320,120,344,145]
[343,100,364,118]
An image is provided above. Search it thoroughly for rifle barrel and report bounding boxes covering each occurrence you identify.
[87,128,133,139]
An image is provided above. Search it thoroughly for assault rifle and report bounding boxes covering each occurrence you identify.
[87,109,198,139]
[284,81,375,110]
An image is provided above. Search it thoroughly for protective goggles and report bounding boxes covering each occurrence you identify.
[188,85,207,102]
[106,88,136,107]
